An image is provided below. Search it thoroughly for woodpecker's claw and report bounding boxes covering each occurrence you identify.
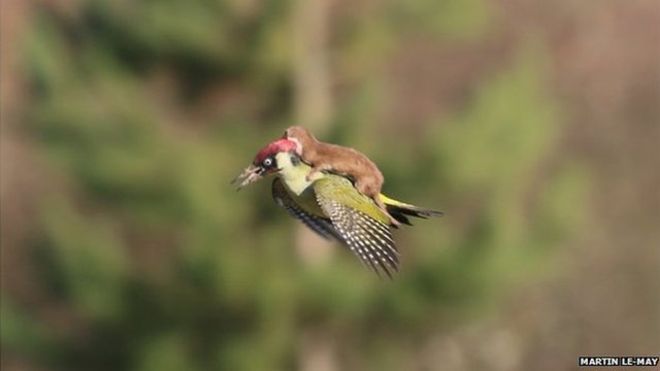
[232,164,264,189]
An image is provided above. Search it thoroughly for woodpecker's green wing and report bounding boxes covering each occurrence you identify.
[270,151,403,277]
[271,178,345,242]
[313,176,400,277]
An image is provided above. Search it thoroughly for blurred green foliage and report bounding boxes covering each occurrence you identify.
[3,0,588,370]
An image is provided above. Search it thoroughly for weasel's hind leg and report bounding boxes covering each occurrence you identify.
[355,179,401,227]
[374,196,401,227]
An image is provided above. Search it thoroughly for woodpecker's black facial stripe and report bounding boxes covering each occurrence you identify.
[290,154,301,166]
[260,156,278,173]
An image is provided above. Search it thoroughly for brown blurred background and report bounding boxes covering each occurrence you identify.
[1,0,659,370]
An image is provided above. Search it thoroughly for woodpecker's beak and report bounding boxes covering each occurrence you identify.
[231,164,265,189]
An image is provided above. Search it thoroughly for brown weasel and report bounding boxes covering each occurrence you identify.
[284,126,399,226]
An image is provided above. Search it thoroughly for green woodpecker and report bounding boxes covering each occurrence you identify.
[233,138,442,277]
[282,126,397,225]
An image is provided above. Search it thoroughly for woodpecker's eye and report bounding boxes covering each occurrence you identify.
[262,157,274,168]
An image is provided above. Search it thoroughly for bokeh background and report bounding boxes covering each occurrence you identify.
[1,0,658,370]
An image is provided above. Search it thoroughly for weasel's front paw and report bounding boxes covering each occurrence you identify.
[306,170,320,181]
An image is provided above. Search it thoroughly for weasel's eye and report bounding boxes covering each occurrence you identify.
[262,157,273,167]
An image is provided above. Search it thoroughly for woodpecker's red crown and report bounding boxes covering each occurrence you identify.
[253,138,297,165]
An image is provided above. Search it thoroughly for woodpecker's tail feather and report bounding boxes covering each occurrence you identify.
[379,194,443,226]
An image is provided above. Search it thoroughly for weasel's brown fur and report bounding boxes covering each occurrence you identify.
[284,126,399,226]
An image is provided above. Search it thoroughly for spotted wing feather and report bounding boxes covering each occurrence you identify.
[271,178,344,242]
[315,190,400,277]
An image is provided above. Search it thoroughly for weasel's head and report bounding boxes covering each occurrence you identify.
[283,126,316,155]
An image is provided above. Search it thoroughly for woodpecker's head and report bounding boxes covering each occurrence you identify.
[232,138,297,188]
